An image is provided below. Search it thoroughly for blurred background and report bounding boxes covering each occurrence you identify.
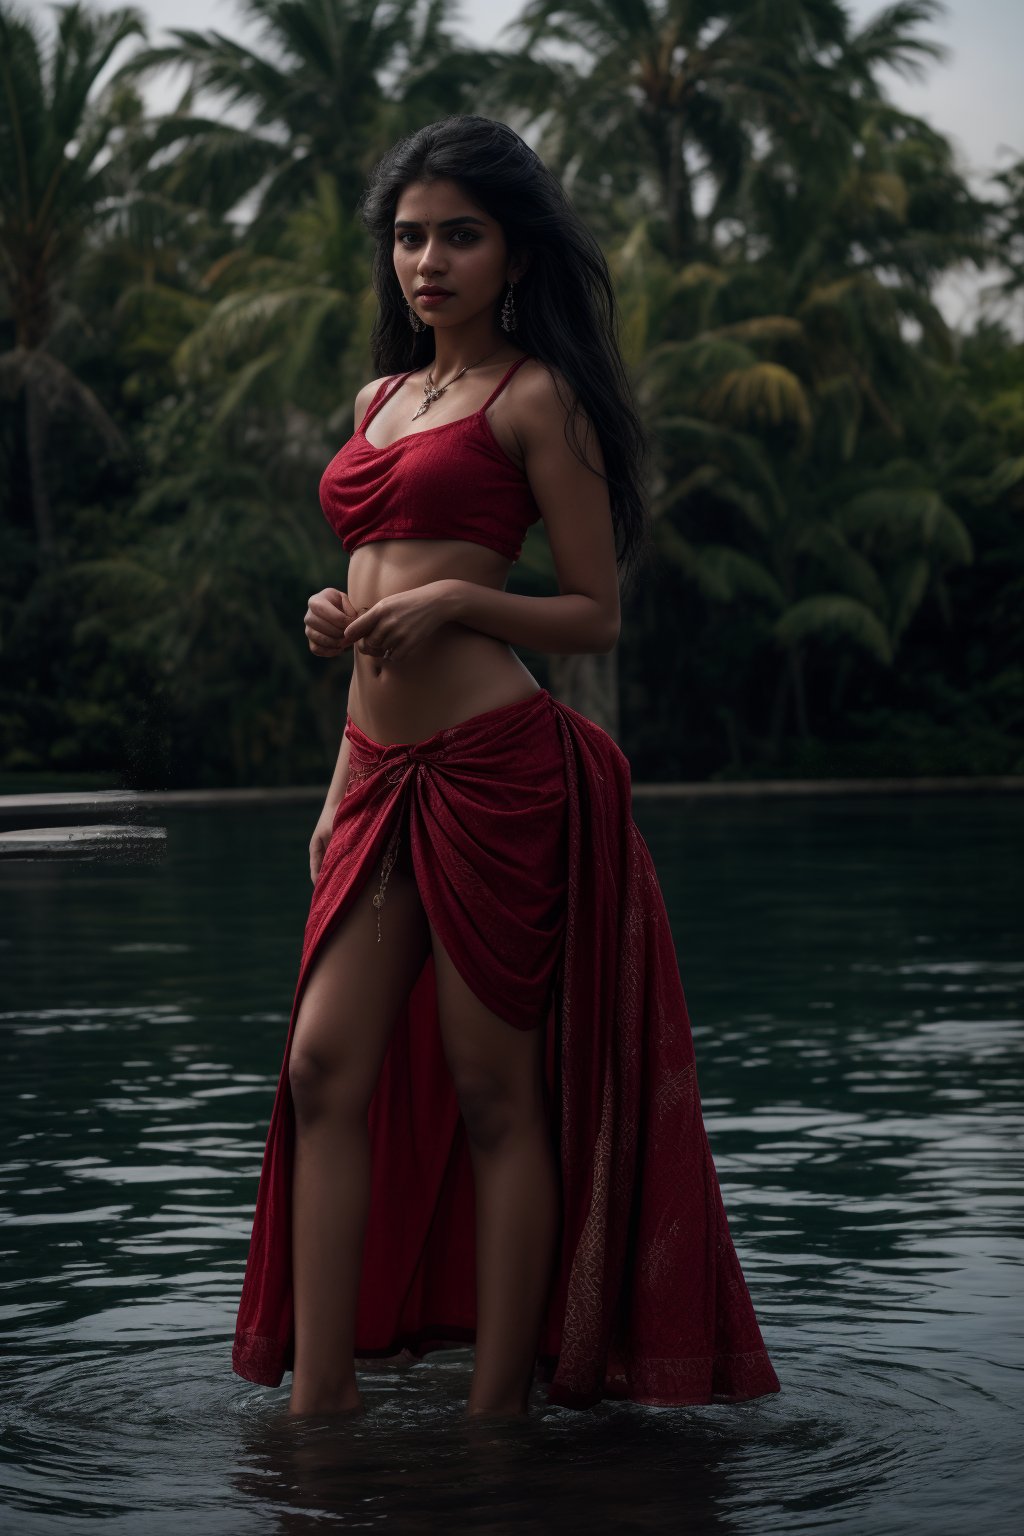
[2,13,1022,1532]
[1,0,1021,791]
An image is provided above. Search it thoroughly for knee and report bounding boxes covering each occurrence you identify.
[288,1043,370,1126]
[451,1065,539,1154]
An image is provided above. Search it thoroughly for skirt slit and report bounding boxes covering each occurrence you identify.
[231,688,782,1409]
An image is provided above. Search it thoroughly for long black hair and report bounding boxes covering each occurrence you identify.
[358,115,651,594]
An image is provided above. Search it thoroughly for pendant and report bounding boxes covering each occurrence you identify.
[412,383,445,420]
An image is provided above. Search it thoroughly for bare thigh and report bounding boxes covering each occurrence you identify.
[289,806,430,1116]
[431,930,550,1141]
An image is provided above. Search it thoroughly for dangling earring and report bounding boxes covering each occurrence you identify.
[500,281,517,333]
[407,300,425,332]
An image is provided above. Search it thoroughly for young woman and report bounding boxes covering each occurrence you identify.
[232,116,780,1420]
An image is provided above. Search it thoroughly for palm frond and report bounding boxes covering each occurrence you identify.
[839,487,973,564]
[699,362,813,438]
[774,595,894,664]
[0,347,126,451]
[794,521,888,610]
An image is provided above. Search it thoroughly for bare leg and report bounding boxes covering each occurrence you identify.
[288,815,430,1416]
[429,923,560,1417]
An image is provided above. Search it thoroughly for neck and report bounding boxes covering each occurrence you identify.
[429,317,512,380]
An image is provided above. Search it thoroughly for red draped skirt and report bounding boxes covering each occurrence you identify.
[231,687,780,1408]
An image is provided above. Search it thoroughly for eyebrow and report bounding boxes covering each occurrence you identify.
[394,215,488,229]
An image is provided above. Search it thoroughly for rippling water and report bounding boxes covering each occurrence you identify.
[1,794,1021,1533]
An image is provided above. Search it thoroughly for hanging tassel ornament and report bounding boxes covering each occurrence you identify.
[407,300,425,332]
[500,281,517,333]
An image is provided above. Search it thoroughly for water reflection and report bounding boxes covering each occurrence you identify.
[232,1396,741,1533]
[1,794,1021,1532]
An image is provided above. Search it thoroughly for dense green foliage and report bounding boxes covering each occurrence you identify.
[1,0,1021,788]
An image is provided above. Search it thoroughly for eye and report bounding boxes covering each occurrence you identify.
[394,228,481,246]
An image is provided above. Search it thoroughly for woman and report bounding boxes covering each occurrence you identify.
[232,116,780,1419]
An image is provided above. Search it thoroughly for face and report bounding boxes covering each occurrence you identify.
[392,178,522,331]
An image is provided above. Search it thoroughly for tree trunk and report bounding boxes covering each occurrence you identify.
[789,644,810,741]
[548,649,619,740]
[829,652,853,719]
[666,139,694,260]
[767,663,789,762]
[25,380,57,563]
[716,704,742,771]
[230,700,248,786]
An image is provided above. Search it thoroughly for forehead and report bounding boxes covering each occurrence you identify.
[393,178,493,224]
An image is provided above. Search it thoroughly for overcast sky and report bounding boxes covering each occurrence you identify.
[86,0,1021,182]
[83,0,1021,325]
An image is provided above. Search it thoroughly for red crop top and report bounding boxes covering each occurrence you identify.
[318,355,541,563]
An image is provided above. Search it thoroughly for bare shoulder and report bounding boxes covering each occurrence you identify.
[508,357,575,423]
[353,373,393,430]
[510,357,603,471]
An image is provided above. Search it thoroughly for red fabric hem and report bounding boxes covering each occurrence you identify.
[233,1327,780,1408]
[230,689,781,1410]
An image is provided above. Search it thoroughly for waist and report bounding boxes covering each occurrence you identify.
[344,544,536,744]
[348,629,541,747]
[345,686,557,768]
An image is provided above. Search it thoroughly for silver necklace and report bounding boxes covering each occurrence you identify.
[411,346,507,420]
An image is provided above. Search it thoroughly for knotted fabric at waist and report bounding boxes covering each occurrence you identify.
[329,689,568,978]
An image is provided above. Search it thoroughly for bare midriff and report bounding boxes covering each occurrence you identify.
[345,538,541,747]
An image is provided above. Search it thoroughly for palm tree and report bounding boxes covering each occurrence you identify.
[123,0,493,233]
[0,1,146,563]
[166,173,373,431]
[987,153,1024,312]
[634,250,975,754]
[64,389,348,784]
[591,8,988,761]
[499,0,947,258]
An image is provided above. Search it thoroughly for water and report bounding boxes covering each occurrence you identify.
[1,793,1021,1533]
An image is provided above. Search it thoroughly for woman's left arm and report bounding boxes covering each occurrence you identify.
[439,367,621,656]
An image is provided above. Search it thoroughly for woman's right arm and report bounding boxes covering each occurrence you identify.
[310,680,355,882]
[324,716,352,814]
[310,378,383,880]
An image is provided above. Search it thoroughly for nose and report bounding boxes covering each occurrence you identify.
[416,238,448,277]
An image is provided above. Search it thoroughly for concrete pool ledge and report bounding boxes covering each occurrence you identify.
[628,774,1024,799]
[0,774,1021,828]
[0,823,167,853]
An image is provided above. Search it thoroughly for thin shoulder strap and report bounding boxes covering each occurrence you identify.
[361,370,414,428]
[480,355,531,413]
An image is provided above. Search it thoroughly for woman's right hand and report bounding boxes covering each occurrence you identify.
[305,588,359,657]
[309,803,339,883]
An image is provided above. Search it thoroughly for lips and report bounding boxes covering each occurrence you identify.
[416,287,453,297]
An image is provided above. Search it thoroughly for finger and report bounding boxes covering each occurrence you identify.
[306,624,346,649]
[309,605,347,637]
[355,631,391,655]
[342,605,376,642]
[307,593,338,626]
[311,590,346,614]
[306,611,350,639]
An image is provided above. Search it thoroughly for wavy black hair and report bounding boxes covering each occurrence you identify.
[358,114,651,595]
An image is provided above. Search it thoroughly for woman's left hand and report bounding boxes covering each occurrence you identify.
[342,581,455,662]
